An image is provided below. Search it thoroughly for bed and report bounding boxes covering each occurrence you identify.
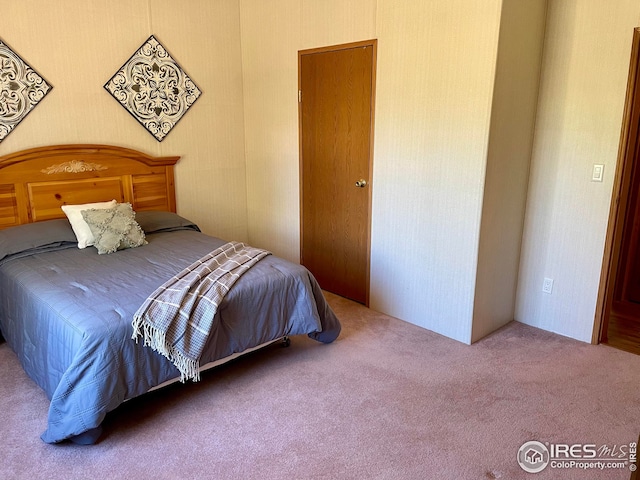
[0,144,341,444]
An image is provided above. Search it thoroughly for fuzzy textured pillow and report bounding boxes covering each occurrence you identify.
[81,203,147,254]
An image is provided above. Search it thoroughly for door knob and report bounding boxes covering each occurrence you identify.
[355,179,367,188]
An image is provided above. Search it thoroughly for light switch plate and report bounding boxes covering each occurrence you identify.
[592,164,604,182]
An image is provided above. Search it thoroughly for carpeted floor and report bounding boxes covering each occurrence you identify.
[0,292,638,479]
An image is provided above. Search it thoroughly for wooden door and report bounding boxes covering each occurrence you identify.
[617,155,640,306]
[596,28,640,352]
[299,40,376,305]
[607,131,640,352]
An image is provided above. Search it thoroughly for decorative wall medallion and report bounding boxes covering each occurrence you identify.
[41,160,108,175]
[104,35,202,142]
[0,39,52,143]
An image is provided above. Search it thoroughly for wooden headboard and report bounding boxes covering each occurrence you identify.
[0,144,180,229]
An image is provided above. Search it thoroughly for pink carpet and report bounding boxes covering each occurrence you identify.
[0,292,638,479]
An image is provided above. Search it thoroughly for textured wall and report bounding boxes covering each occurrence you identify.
[472,0,547,342]
[370,0,503,343]
[516,0,640,342]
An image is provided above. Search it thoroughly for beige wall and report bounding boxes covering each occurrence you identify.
[472,0,547,342]
[516,0,640,342]
[0,0,249,242]
[371,0,503,343]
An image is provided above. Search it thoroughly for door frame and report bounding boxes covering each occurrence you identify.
[298,39,377,306]
[593,27,640,343]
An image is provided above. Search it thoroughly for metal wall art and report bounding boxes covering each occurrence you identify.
[0,39,52,143]
[104,35,202,142]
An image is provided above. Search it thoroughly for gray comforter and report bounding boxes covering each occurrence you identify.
[0,212,341,444]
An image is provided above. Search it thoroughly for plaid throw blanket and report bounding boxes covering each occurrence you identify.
[131,241,270,382]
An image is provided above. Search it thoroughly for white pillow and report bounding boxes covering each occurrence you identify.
[61,200,117,248]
